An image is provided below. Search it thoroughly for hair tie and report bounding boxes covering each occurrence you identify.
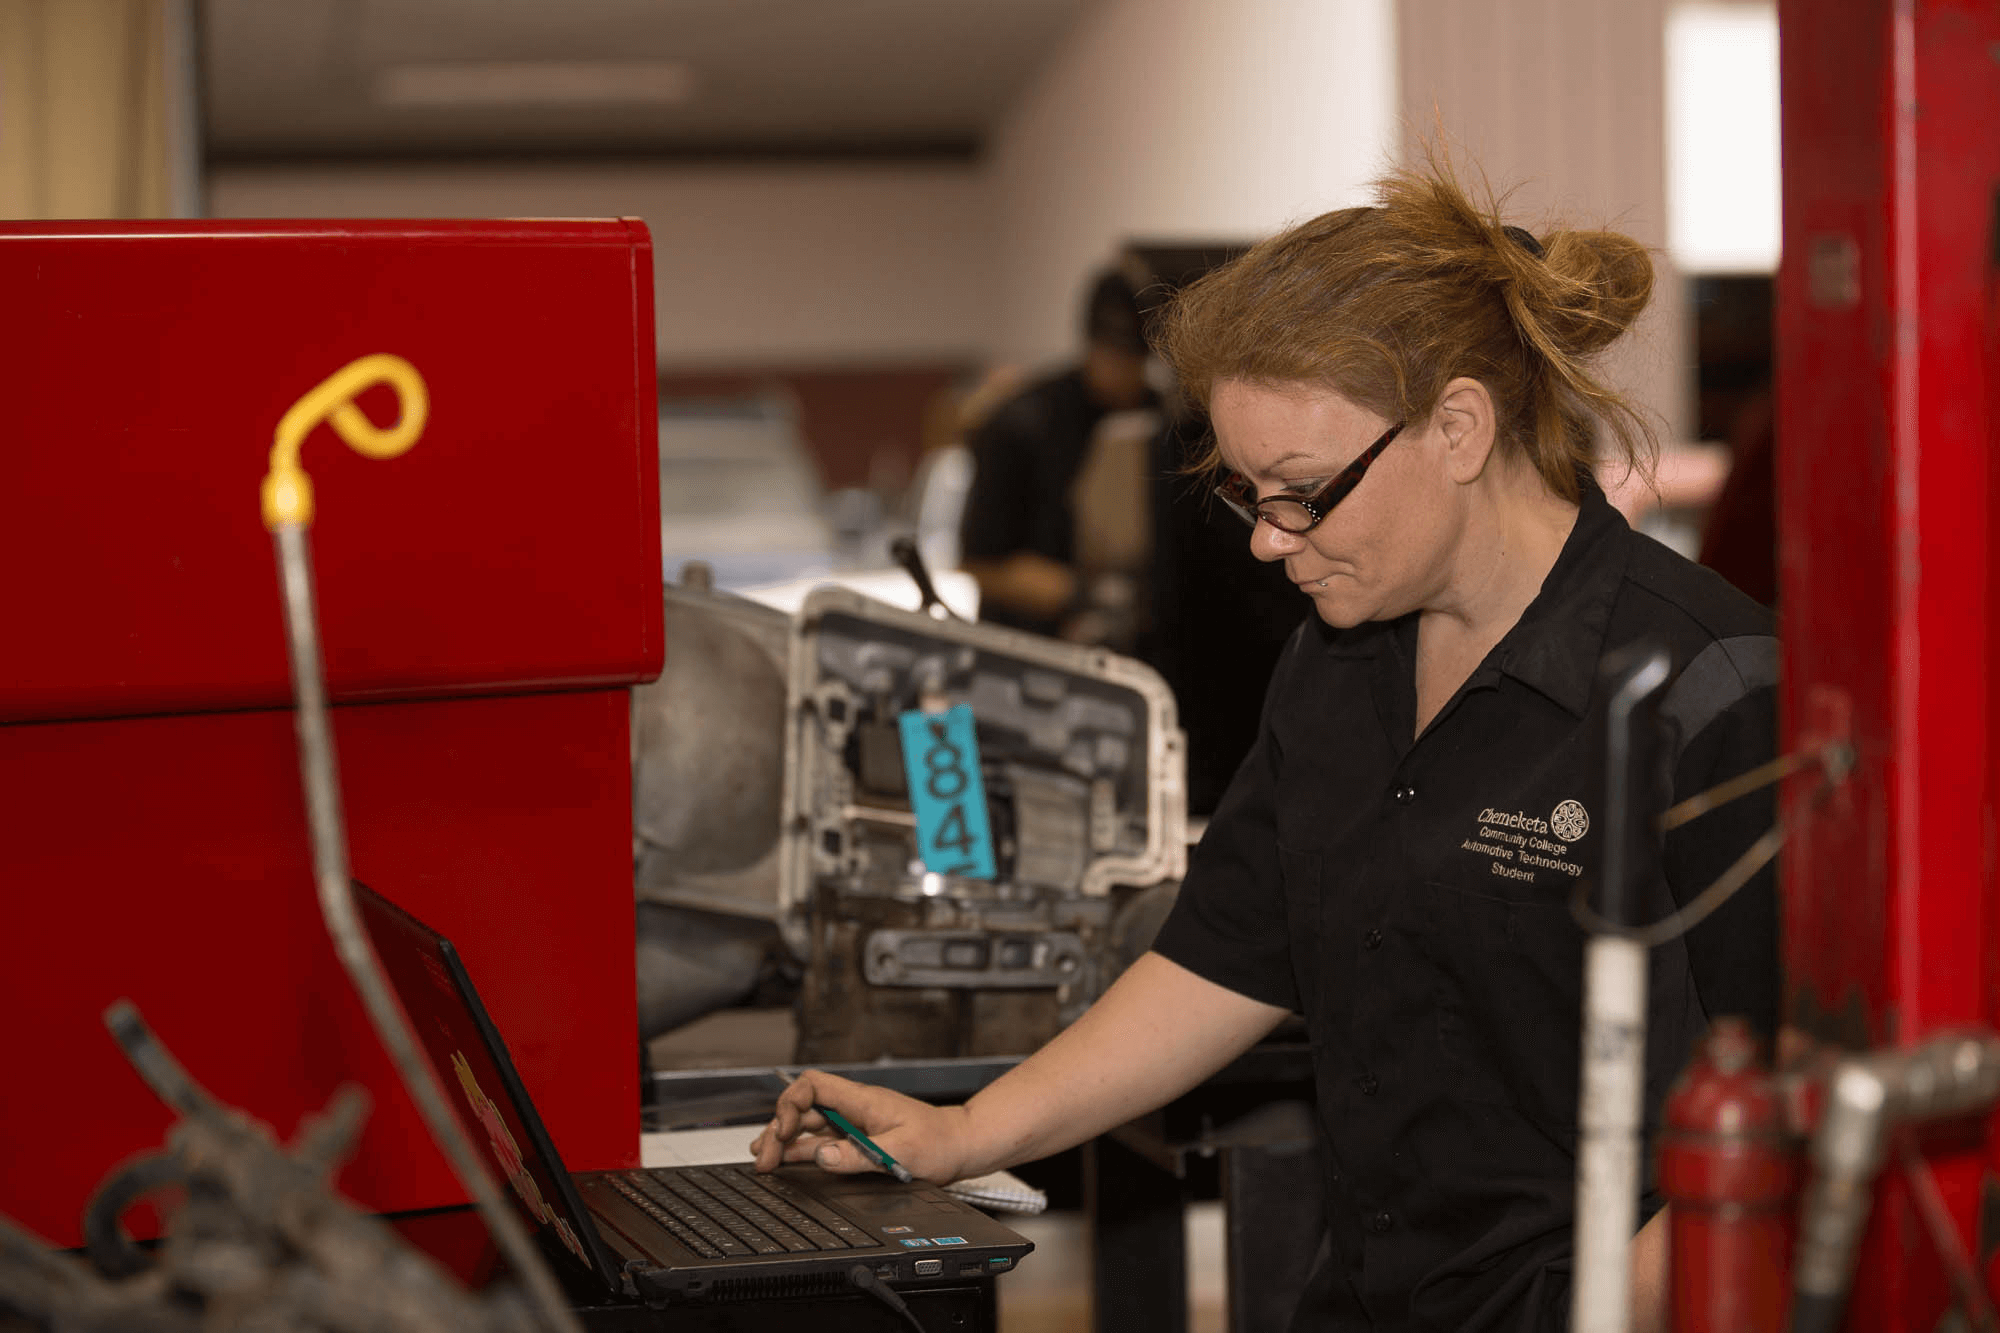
[1502,225,1545,260]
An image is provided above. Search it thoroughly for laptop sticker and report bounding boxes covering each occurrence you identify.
[452,1050,589,1262]
[422,951,455,997]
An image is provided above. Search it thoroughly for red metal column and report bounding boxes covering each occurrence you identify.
[1778,0,2000,1324]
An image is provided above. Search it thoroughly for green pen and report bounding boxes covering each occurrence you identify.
[771,1067,915,1183]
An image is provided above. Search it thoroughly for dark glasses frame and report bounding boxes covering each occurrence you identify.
[1214,421,1407,534]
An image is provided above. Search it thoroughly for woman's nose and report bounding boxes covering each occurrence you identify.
[1248,519,1303,563]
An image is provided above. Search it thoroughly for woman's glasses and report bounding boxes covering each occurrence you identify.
[1214,422,1406,534]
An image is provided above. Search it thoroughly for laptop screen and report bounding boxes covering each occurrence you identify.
[353,880,624,1290]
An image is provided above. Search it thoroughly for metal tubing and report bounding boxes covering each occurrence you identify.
[1574,934,1650,1333]
[1789,1032,2000,1332]
[272,524,581,1333]
[1572,645,1670,1333]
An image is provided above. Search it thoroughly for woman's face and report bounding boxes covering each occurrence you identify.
[1210,378,1460,628]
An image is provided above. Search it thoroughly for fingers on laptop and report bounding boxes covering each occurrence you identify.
[752,1069,843,1170]
[753,1070,912,1175]
[804,1135,879,1174]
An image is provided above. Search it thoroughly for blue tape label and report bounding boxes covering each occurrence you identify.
[933,1236,968,1246]
[898,704,997,880]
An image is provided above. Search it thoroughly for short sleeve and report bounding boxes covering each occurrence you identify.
[1150,632,1303,1012]
[1661,654,1781,1039]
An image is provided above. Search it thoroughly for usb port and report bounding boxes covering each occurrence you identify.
[913,1258,944,1277]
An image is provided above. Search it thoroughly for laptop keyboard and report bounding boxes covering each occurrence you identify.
[609,1166,875,1259]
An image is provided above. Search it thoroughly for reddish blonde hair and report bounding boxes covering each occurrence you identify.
[1156,157,1656,501]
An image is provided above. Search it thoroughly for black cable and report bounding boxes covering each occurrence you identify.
[1570,818,1787,946]
[1569,740,1854,945]
[847,1263,928,1333]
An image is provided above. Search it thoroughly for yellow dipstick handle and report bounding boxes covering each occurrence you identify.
[261,353,429,530]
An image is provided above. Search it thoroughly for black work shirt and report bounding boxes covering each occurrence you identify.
[958,368,1155,634]
[1152,483,1779,1331]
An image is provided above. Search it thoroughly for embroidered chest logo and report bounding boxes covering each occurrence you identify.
[1550,799,1590,842]
[1457,801,1589,884]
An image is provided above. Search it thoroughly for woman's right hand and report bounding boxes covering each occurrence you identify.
[749,1069,977,1185]
[749,955,1289,1190]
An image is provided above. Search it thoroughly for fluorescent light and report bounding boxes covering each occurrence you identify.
[376,60,698,108]
[1666,3,1780,273]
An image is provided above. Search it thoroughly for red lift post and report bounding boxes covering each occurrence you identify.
[1777,0,2000,1326]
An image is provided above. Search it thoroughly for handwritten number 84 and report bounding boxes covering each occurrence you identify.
[924,719,980,866]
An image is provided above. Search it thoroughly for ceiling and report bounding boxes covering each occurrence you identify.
[199,0,1092,163]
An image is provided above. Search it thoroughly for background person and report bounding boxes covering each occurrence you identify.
[957,267,1160,640]
[757,155,1778,1332]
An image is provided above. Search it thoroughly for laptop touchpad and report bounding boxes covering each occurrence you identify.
[822,1192,959,1217]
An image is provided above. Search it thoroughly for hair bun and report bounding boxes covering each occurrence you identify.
[1501,225,1545,260]
[1153,143,1660,505]
[1519,228,1653,358]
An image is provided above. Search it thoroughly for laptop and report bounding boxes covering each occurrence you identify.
[353,881,1034,1304]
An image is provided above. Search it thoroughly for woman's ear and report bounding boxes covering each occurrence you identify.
[1434,377,1498,484]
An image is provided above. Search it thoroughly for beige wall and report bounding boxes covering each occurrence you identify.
[207,162,996,369]
[1399,0,1689,443]
[988,0,1399,366]
[209,1,1404,375]
[0,0,177,218]
[207,0,1689,430]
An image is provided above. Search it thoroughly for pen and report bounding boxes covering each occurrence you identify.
[771,1067,915,1183]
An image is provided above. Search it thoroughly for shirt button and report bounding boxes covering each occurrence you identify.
[1370,1211,1394,1235]
[1391,784,1416,805]
[1363,928,1384,951]
[1357,1073,1379,1096]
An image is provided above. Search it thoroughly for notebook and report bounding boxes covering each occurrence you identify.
[354,881,1034,1303]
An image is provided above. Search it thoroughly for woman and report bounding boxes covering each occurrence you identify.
[752,159,1779,1332]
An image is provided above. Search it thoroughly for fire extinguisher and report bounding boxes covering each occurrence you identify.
[1657,1016,1803,1333]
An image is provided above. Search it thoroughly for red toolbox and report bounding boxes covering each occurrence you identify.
[0,219,662,1245]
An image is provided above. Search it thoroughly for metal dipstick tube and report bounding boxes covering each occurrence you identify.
[263,356,582,1333]
[1571,644,1671,1333]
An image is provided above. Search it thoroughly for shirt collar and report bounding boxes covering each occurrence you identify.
[1316,479,1632,717]
[1488,479,1631,716]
